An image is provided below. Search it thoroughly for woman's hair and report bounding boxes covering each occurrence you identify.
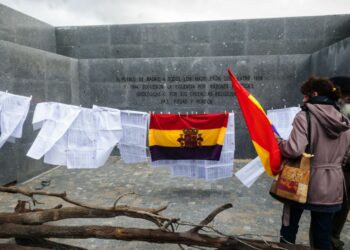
[300,76,341,101]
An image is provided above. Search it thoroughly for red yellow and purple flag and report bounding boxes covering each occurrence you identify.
[149,113,228,161]
[228,68,281,176]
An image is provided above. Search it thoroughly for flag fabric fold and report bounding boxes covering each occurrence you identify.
[149,113,228,161]
[228,68,281,176]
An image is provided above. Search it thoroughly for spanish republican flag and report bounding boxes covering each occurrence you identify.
[149,113,228,161]
[228,68,281,176]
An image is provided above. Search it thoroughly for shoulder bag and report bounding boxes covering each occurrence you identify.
[269,110,313,204]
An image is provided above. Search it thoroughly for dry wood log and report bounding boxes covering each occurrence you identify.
[0,186,170,226]
[0,206,172,225]
[0,223,309,250]
[15,238,86,250]
[0,244,47,250]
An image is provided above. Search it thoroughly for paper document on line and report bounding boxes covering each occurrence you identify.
[235,157,265,188]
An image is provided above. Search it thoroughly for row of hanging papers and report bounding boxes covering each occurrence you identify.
[1,91,234,180]
[0,90,299,183]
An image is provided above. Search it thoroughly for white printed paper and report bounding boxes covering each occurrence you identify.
[28,103,122,169]
[118,110,148,164]
[267,107,300,140]
[235,157,265,188]
[27,103,81,159]
[0,91,31,148]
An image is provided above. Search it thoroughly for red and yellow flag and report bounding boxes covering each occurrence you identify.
[149,113,228,161]
[228,68,281,176]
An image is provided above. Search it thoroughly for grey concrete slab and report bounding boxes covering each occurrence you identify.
[0,144,18,184]
[90,82,128,107]
[110,44,142,58]
[88,59,125,83]
[247,18,285,41]
[45,54,76,82]
[209,20,247,43]
[70,59,80,106]
[285,16,325,40]
[79,45,111,59]
[325,15,350,40]
[110,24,142,45]
[46,81,72,104]
[141,24,178,44]
[246,41,285,55]
[56,45,80,58]
[12,46,46,81]
[13,79,46,103]
[311,37,350,77]
[332,38,350,76]
[15,143,53,183]
[175,43,210,57]
[210,42,245,56]
[284,39,325,54]
[177,22,210,43]
[0,41,16,78]
[78,26,109,45]
[55,27,80,46]
[0,4,56,53]
[55,15,350,58]
[142,43,176,58]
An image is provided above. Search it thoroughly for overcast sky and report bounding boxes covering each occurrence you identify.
[0,0,349,26]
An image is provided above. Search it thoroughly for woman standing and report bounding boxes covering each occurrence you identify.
[278,77,350,250]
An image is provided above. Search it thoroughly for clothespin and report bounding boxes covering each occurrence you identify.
[195,111,198,114]
[178,112,180,117]
[225,110,227,115]
[191,111,194,114]
[298,104,301,108]
[168,112,170,114]
[5,90,8,94]
[161,112,163,114]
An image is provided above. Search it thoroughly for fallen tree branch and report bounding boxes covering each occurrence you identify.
[0,206,169,225]
[0,223,309,250]
[0,186,310,249]
[0,186,164,213]
[0,244,47,250]
[15,238,86,250]
[0,186,170,226]
[113,192,136,207]
[190,203,233,233]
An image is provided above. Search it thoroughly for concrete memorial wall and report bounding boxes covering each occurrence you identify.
[0,4,56,53]
[0,3,349,184]
[79,55,310,158]
[56,15,350,58]
[0,40,79,184]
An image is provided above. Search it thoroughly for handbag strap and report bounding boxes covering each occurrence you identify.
[305,110,312,154]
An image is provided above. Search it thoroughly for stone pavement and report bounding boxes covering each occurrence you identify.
[0,157,349,249]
